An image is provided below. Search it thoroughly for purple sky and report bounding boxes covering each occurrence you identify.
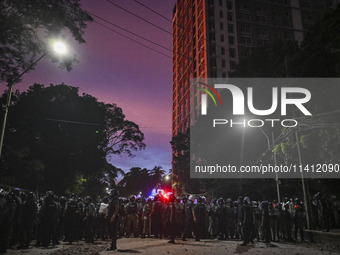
[11,0,176,173]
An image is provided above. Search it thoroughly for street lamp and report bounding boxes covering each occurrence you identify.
[0,39,69,158]
[164,175,170,181]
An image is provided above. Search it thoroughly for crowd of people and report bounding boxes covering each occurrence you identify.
[0,187,339,253]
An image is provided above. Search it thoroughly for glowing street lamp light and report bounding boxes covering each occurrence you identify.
[164,175,170,181]
[0,39,69,158]
[52,41,68,55]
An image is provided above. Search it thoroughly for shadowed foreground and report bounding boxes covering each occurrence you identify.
[4,238,338,255]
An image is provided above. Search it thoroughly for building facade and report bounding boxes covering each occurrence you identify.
[171,0,339,178]
[172,0,338,138]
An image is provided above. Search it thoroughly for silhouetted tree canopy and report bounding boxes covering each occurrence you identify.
[0,84,145,194]
[118,165,167,196]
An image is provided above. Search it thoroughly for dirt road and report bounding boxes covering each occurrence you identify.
[4,238,337,255]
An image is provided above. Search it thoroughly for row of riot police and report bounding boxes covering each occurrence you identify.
[1,187,339,252]
[0,188,104,252]
[110,194,309,245]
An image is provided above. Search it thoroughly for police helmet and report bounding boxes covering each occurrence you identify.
[46,190,54,198]
[226,198,233,204]
[243,196,251,205]
[102,196,109,203]
[109,189,119,198]
[218,198,224,205]
[188,195,195,202]
[70,193,77,199]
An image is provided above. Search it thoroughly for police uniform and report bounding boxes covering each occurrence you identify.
[125,200,138,237]
[64,197,79,244]
[142,201,152,237]
[151,199,163,238]
[108,195,119,250]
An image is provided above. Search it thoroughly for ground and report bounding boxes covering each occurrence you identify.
[4,239,339,255]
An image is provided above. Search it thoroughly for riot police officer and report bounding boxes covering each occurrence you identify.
[261,201,271,243]
[182,195,195,241]
[294,198,305,242]
[84,196,95,243]
[226,198,235,239]
[167,194,176,243]
[193,196,206,241]
[239,196,253,246]
[19,192,37,249]
[141,197,152,238]
[41,191,59,247]
[125,195,138,237]
[64,193,79,244]
[175,197,185,237]
[150,194,163,238]
[216,198,226,240]
[107,189,120,251]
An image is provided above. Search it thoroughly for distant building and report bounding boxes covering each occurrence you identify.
[171,0,338,136]
[171,0,338,175]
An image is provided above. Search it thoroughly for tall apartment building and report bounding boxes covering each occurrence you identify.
[172,0,338,138]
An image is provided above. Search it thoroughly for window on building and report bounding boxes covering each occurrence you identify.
[240,37,252,45]
[228,36,234,45]
[256,15,267,23]
[222,59,226,68]
[222,72,227,78]
[258,29,268,37]
[230,61,236,70]
[241,26,251,34]
[227,1,232,10]
[220,22,224,30]
[228,24,234,33]
[258,39,268,45]
[240,14,250,20]
[221,34,225,42]
[219,11,223,18]
[229,48,235,57]
[227,13,233,21]
[219,0,223,6]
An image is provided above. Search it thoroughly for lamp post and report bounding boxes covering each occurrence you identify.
[0,40,68,158]
[258,127,280,203]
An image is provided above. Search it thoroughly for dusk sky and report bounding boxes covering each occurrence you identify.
[11,0,177,173]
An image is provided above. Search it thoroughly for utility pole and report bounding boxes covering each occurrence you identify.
[258,127,280,203]
[0,53,46,158]
[284,54,310,229]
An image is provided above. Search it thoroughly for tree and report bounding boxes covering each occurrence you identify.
[118,167,150,196]
[117,166,169,197]
[149,165,165,184]
[0,0,93,82]
[0,83,145,194]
